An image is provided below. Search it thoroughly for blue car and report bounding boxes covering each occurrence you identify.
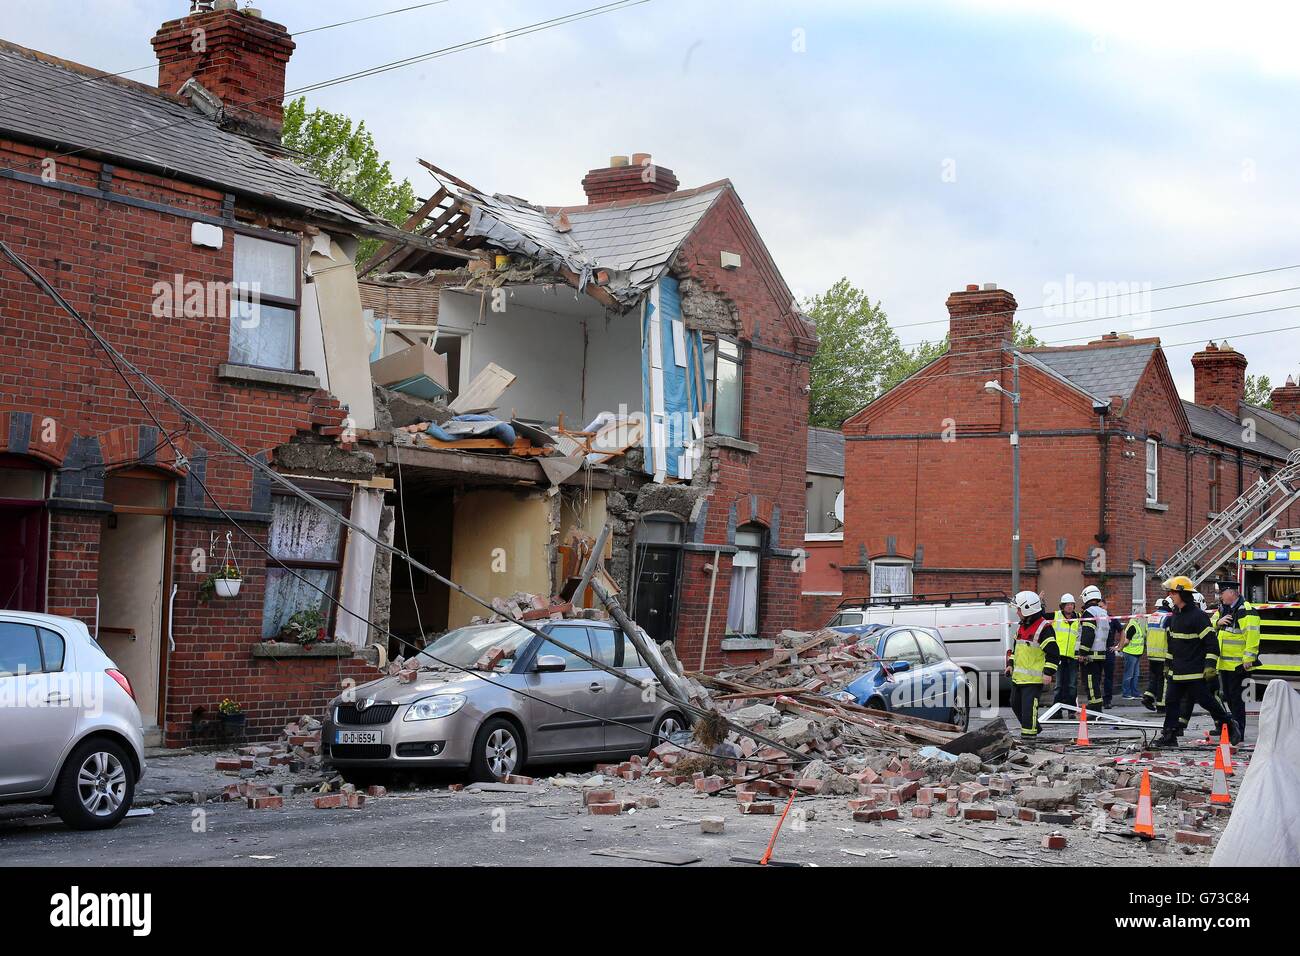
[826,624,969,729]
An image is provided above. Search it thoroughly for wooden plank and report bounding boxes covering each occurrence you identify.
[448,362,517,415]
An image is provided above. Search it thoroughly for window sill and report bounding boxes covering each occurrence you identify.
[252,641,353,659]
[1145,501,1170,513]
[218,363,321,390]
[705,435,760,455]
[720,637,774,651]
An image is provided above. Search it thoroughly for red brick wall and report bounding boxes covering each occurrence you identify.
[667,188,815,670]
[0,138,370,744]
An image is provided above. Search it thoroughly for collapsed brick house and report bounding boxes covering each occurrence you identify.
[355,154,816,674]
[0,7,440,745]
[840,284,1300,620]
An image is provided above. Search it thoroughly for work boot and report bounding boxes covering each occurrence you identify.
[1226,720,1243,747]
[1151,732,1179,749]
[1141,692,1156,712]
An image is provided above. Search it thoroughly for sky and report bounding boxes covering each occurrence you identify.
[8,0,1300,400]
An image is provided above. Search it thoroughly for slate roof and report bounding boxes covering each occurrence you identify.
[1020,340,1159,404]
[426,168,726,305]
[1245,402,1300,441]
[1182,401,1296,458]
[807,427,844,476]
[0,40,388,235]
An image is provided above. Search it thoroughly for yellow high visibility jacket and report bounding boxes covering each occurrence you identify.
[1213,601,1260,672]
[1146,613,1170,661]
[1123,616,1147,656]
[1052,611,1079,658]
[1012,617,1060,686]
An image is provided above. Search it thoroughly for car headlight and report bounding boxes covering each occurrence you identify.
[403,694,467,722]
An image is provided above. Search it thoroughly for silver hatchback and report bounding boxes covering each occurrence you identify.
[0,611,146,829]
[323,620,687,780]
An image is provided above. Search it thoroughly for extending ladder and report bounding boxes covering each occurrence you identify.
[1157,448,1300,588]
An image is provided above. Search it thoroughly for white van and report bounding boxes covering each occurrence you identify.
[827,592,1015,705]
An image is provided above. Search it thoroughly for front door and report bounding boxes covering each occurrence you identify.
[0,506,46,611]
[633,546,681,644]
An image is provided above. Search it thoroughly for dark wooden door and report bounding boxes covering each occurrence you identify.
[634,545,682,644]
[0,505,46,611]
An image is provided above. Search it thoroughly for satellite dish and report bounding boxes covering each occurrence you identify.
[833,489,845,523]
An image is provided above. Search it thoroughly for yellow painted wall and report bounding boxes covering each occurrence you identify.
[448,489,554,627]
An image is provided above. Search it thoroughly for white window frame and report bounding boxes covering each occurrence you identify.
[1145,439,1160,504]
[1132,561,1147,613]
[870,559,913,599]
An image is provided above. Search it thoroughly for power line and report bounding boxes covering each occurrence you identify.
[0,0,651,179]
[0,1,454,106]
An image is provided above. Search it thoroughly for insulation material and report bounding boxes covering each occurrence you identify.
[640,276,705,479]
[298,283,330,392]
[310,235,375,429]
[335,487,384,648]
[1211,680,1300,867]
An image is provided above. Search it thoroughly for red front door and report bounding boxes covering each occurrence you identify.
[0,504,47,611]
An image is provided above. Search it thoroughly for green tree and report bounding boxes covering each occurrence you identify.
[805,278,1043,427]
[1245,373,1273,408]
[281,97,417,264]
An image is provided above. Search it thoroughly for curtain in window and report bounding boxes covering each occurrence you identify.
[872,563,912,597]
[261,496,344,639]
[726,550,759,635]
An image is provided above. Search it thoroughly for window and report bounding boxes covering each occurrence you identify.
[1132,562,1147,612]
[591,628,645,669]
[535,627,595,671]
[832,612,864,627]
[0,465,46,500]
[913,630,948,665]
[261,486,348,639]
[726,526,764,635]
[870,560,913,599]
[1208,455,1220,513]
[703,335,743,438]
[1145,439,1160,503]
[0,622,44,675]
[39,628,64,672]
[806,475,844,535]
[229,232,300,371]
[882,630,923,666]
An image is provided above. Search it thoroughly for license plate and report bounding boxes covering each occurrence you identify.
[335,730,380,745]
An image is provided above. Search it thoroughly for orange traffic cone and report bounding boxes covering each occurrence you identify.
[1134,769,1155,838]
[1075,705,1091,746]
[1211,745,1232,805]
[1218,725,1234,776]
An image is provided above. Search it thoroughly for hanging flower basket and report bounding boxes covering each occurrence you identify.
[214,577,242,598]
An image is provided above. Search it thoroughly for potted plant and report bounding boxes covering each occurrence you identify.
[279,607,328,647]
[199,564,243,602]
[217,698,245,729]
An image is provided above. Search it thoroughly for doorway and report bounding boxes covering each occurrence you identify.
[95,470,173,739]
[0,456,50,611]
[632,515,683,644]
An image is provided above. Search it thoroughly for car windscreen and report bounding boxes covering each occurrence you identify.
[417,623,532,672]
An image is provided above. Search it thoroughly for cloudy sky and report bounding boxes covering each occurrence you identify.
[11,0,1300,398]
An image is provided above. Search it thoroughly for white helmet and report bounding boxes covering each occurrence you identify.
[1080,585,1103,604]
[1156,597,1173,612]
[1059,593,1076,606]
[1193,591,1206,609]
[1013,590,1043,616]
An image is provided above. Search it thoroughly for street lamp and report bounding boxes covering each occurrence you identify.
[983,354,1021,595]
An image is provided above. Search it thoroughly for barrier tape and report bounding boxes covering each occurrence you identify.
[835,603,1300,631]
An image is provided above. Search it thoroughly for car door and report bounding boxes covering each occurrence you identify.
[879,629,925,717]
[910,629,955,720]
[0,619,80,796]
[523,625,608,757]
[590,626,657,753]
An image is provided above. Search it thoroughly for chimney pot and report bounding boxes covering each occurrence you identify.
[582,154,679,204]
[609,155,630,168]
[1269,374,1300,419]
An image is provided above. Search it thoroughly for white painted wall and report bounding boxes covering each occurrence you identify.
[438,288,642,425]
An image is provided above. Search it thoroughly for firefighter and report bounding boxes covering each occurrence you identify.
[1052,594,1080,706]
[1075,584,1108,712]
[1008,590,1060,739]
[1142,597,1172,712]
[1119,601,1146,700]
[1213,580,1259,735]
[1153,577,1241,748]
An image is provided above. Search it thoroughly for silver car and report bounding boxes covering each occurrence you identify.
[323,619,687,780]
[0,611,146,829]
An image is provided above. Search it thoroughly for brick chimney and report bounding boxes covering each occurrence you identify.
[581,153,680,205]
[946,283,1016,430]
[152,4,295,139]
[1270,375,1300,419]
[1191,341,1248,412]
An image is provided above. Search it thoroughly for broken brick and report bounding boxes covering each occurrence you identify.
[1042,833,1068,850]
[245,796,282,810]
[314,794,346,809]
[1175,830,1215,847]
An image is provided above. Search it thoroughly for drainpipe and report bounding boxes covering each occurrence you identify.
[1095,403,1111,550]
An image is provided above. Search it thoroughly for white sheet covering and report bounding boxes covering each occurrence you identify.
[1210,679,1300,866]
[334,487,383,648]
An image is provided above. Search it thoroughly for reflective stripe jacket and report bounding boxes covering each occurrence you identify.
[1146,613,1170,661]
[1166,604,1218,680]
[1052,611,1079,657]
[1212,599,1260,672]
[1077,602,1109,660]
[1123,616,1146,656]
[1012,614,1060,685]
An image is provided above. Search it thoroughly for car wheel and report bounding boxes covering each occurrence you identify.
[469,718,523,782]
[647,711,686,753]
[949,680,970,731]
[52,737,135,831]
[865,696,887,712]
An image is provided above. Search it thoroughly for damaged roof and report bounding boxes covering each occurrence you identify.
[0,40,395,237]
[371,164,728,306]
